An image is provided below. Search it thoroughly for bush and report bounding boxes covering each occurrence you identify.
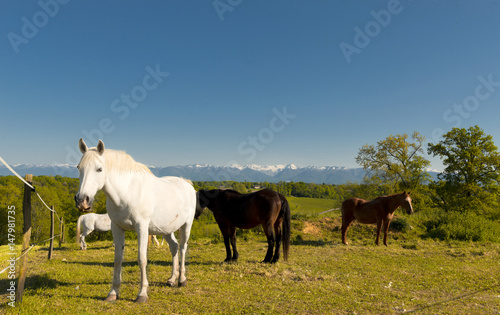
[390,217,411,233]
[424,211,500,242]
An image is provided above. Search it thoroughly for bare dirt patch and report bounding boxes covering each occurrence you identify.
[302,221,322,235]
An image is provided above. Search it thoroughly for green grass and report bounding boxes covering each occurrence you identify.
[288,196,339,218]
[2,196,500,314]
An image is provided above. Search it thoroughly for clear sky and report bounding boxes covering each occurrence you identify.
[1,1,500,170]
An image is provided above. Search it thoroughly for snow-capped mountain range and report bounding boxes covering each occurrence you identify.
[0,163,366,184]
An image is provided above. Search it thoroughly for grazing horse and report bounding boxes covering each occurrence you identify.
[341,192,413,246]
[74,139,196,303]
[77,213,161,250]
[76,213,111,250]
[196,189,291,263]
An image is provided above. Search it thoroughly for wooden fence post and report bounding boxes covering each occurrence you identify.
[48,206,54,259]
[16,174,33,303]
[62,220,65,244]
[59,217,63,248]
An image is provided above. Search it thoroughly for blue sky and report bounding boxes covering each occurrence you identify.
[1,1,500,170]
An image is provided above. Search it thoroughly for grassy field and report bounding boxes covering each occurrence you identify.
[1,197,500,314]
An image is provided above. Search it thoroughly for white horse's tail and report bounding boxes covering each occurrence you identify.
[76,215,83,245]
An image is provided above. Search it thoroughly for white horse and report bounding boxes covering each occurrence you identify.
[76,213,112,250]
[74,139,196,303]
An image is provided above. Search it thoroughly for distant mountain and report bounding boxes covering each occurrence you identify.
[0,163,368,184]
[0,163,442,185]
[0,164,79,178]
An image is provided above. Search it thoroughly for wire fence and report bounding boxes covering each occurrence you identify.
[0,156,62,222]
[0,232,62,275]
[0,155,66,273]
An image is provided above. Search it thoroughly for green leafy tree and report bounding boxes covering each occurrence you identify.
[356,131,431,193]
[231,182,248,193]
[428,125,500,214]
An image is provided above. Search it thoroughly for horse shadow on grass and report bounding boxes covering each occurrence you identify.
[66,260,136,268]
[77,245,114,250]
[67,258,219,268]
[290,237,335,247]
[0,273,72,295]
[36,246,74,252]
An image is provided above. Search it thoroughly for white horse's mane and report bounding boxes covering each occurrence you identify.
[79,148,152,175]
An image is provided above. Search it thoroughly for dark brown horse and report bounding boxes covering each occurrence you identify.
[196,188,291,263]
[341,191,413,246]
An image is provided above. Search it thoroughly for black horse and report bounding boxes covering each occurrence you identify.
[196,188,291,263]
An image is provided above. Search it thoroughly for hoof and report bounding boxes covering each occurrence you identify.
[166,280,177,287]
[104,294,118,302]
[135,295,148,303]
[178,280,187,287]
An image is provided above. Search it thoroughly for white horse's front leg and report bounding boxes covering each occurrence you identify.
[106,223,125,302]
[178,221,193,287]
[165,233,179,287]
[135,225,149,303]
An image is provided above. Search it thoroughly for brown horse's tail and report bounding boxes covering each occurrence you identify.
[76,215,83,246]
[280,195,291,261]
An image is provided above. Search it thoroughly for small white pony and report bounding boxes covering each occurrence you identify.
[76,213,112,250]
[74,139,196,303]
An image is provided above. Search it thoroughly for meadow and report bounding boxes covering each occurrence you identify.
[1,197,500,314]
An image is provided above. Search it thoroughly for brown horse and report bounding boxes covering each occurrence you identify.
[341,191,413,246]
[196,188,291,263]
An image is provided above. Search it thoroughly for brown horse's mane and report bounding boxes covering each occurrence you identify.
[221,189,269,197]
[374,192,404,201]
[223,189,241,194]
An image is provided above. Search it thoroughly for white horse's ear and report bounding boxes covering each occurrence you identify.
[79,138,88,154]
[97,140,105,156]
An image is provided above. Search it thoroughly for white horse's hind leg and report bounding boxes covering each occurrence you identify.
[178,221,193,287]
[80,235,86,250]
[152,235,160,247]
[106,223,125,302]
[80,227,92,250]
[165,232,179,287]
[135,225,149,303]
[81,229,92,250]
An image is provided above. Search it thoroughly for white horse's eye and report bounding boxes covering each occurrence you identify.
[96,167,103,172]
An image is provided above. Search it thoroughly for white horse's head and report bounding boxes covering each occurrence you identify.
[75,138,106,212]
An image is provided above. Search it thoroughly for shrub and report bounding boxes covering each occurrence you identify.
[424,211,500,242]
[390,217,411,233]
